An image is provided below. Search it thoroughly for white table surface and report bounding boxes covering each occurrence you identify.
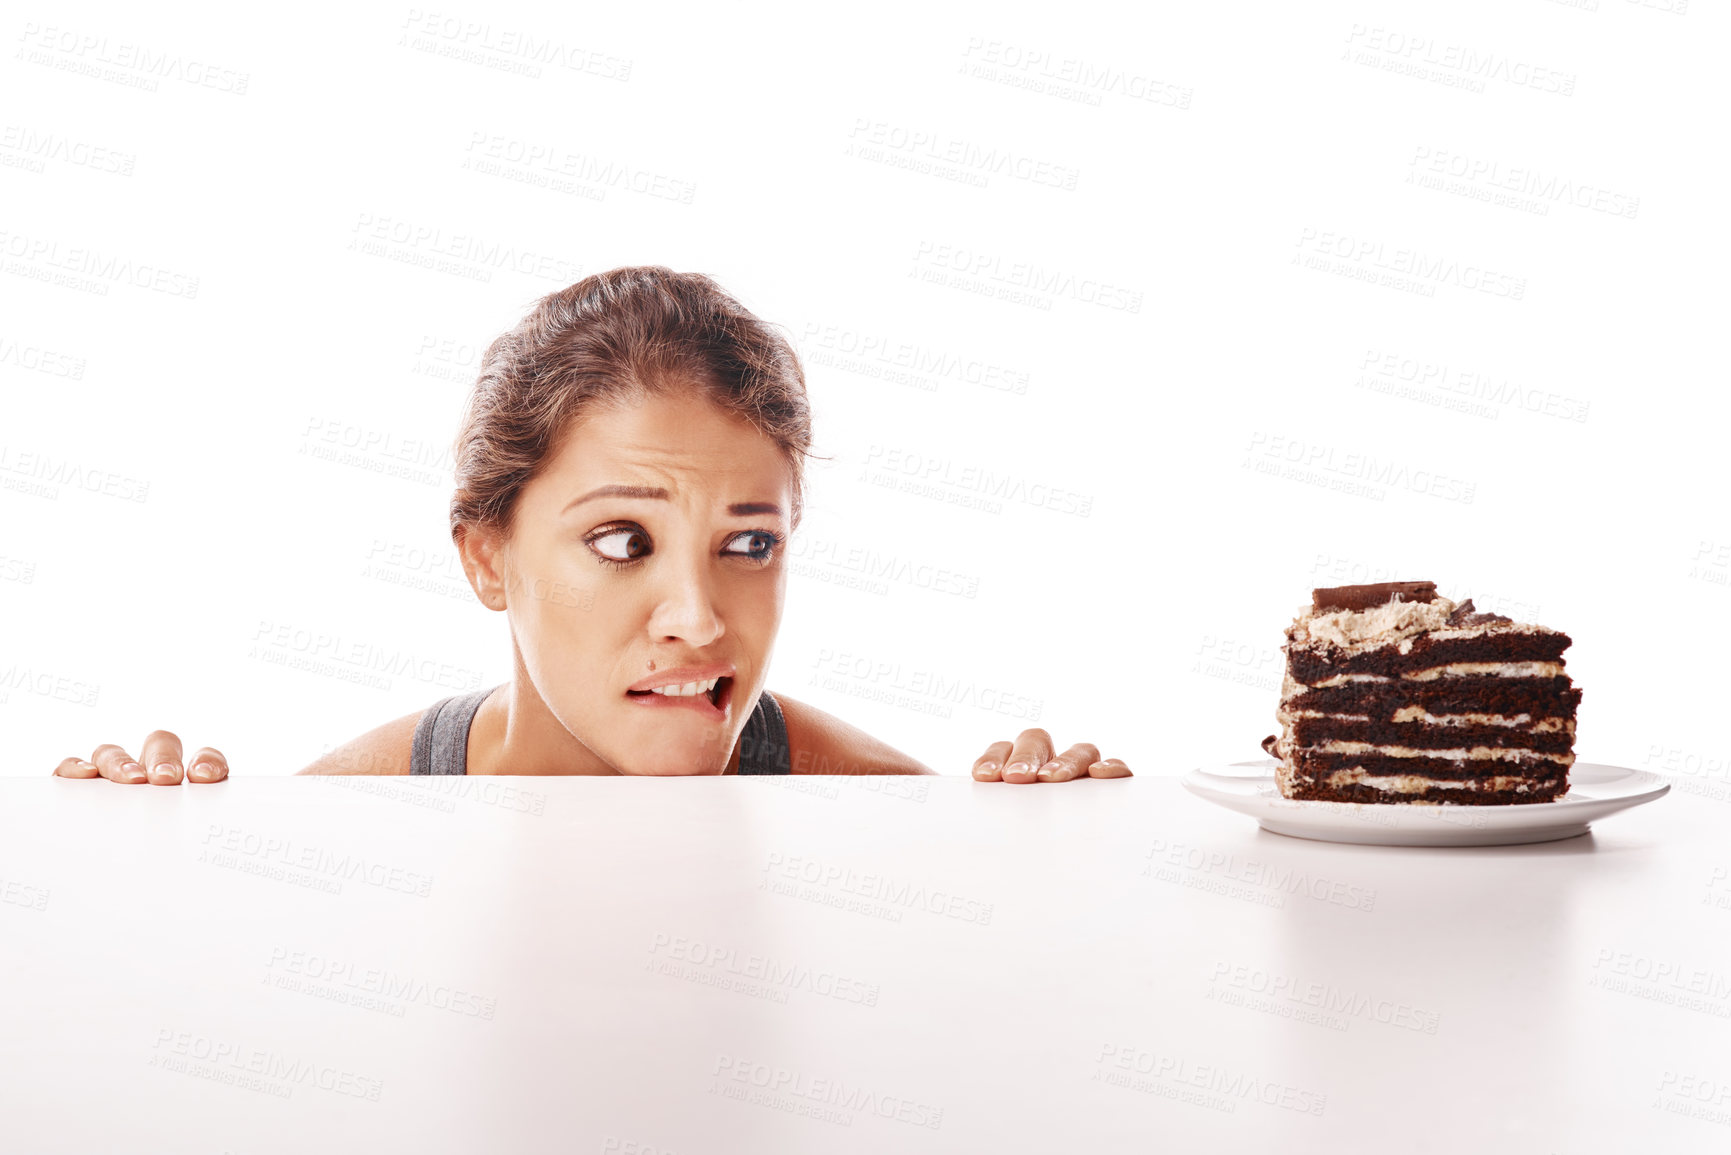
[3,773,1728,1154]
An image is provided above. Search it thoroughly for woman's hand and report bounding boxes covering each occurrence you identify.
[971,728,1131,783]
[52,731,230,784]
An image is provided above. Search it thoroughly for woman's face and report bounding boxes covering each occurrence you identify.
[484,388,793,775]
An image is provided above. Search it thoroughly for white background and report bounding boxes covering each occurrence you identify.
[3,0,1726,785]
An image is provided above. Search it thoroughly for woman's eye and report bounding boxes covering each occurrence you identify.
[725,531,781,562]
[589,528,650,563]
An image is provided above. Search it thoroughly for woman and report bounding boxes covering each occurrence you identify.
[52,268,1131,786]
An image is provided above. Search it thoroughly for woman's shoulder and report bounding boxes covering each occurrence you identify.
[294,706,423,776]
[769,691,938,776]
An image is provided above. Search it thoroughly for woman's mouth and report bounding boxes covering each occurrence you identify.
[625,675,731,719]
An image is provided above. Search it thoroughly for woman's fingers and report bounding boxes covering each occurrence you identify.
[57,734,225,784]
[138,730,185,785]
[90,744,147,784]
[186,747,230,783]
[52,757,100,778]
[1087,757,1133,779]
[1035,742,1103,782]
[972,740,1014,781]
[1000,728,1055,784]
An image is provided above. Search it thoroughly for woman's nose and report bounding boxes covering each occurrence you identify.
[646,559,725,645]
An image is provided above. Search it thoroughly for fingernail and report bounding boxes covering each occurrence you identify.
[976,761,999,775]
[189,762,218,781]
[152,762,182,782]
[1037,760,1061,780]
[1004,762,1031,779]
[120,761,145,783]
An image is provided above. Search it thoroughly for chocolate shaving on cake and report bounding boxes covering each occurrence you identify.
[1312,581,1438,612]
[1445,598,1513,628]
[1261,734,1279,757]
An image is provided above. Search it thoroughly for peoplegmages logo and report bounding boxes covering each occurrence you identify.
[410,333,483,385]
[1292,227,1526,302]
[0,123,136,177]
[1092,1042,1327,1117]
[361,535,591,609]
[0,661,100,709]
[910,239,1143,314]
[1688,540,1730,592]
[14,22,251,96]
[0,442,149,504]
[806,646,1043,724]
[198,822,437,900]
[1,550,42,590]
[761,767,932,805]
[0,873,51,913]
[262,944,498,1021]
[1242,431,1478,506]
[1644,743,1730,805]
[645,932,882,1009]
[1340,24,1576,97]
[0,554,32,592]
[360,537,474,603]
[247,619,487,695]
[396,9,632,82]
[299,415,452,489]
[857,442,1094,519]
[148,1026,383,1102]
[1191,634,1282,695]
[1406,145,1639,221]
[1652,1069,1731,1128]
[842,116,1081,192]
[1205,960,1443,1035]
[1626,0,1690,16]
[1703,864,1731,914]
[759,851,995,928]
[786,530,982,602]
[460,130,696,205]
[1587,946,1731,1019]
[346,211,581,286]
[798,320,1031,399]
[708,1054,944,1130]
[599,1138,691,1155]
[956,38,1193,111]
[1140,837,1378,913]
[1352,347,1591,425]
[312,767,547,817]
[1,227,199,299]
[0,331,87,381]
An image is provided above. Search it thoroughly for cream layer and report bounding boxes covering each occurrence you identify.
[1307,740,1574,765]
[1301,662,1568,690]
[1322,769,1557,793]
[1277,707,1572,732]
[1389,706,1572,732]
[1402,662,1567,682]
[1289,597,1556,656]
[1295,597,1459,651]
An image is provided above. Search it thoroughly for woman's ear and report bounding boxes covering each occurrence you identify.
[456,524,509,612]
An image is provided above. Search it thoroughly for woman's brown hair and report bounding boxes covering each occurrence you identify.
[450,266,815,545]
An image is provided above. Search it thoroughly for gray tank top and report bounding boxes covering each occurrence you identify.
[409,683,792,776]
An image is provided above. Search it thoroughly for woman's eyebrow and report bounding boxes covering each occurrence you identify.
[564,484,665,512]
[563,485,781,517]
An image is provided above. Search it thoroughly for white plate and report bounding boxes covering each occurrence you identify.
[1182,760,1670,847]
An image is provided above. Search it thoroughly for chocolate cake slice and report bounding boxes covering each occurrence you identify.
[1261,581,1580,805]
